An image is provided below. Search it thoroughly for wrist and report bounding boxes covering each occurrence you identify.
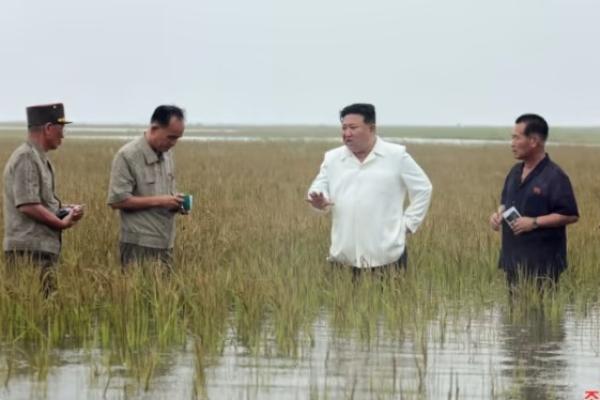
[58,219,70,230]
[532,217,539,229]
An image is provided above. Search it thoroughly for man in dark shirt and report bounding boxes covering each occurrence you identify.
[489,114,579,287]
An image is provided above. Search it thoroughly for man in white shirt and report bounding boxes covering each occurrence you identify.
[307,103,432,272]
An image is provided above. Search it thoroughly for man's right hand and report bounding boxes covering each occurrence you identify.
[306,192,334,210]
[158,194,184,211]
[59,209,77,230]
[489,206,504,231]
[18,203,80,231]
[110,195,184,211]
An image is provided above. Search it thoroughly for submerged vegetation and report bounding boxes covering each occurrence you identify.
[0,135,599,399]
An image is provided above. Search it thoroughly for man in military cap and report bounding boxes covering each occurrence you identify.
[107,105,186,270]
[3,103,85,294]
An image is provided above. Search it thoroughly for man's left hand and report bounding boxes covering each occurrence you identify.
[511,217,536,235]
[66,204,85,221]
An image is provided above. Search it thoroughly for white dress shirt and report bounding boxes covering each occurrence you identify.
[308,137,433,268]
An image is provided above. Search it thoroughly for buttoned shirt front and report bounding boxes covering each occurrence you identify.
[308,137,433,268]
[499,154,579,274]
[107,135,177,249]
[3,140,62,255]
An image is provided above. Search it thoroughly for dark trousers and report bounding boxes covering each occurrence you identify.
[119,242,174,271]
[504,266,562,296]
[4,250,59,297]
[331,250,408,281]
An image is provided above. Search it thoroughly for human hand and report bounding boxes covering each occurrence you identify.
[60,209,77,230]
[306,192,334,210]
[490,205,504,231]
[158,195,184,211]
[71,204,85,221]
[511,217,537,235]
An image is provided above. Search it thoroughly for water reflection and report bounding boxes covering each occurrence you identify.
[2,306,599,400]
[500,302,567,400]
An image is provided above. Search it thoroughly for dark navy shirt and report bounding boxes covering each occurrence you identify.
[499,154,579,274]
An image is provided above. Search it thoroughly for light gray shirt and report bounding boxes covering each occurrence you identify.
[107,135,177,249]
[3,141,61,255]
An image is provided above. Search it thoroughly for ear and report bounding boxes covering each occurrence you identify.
[529,134,542,149]
[42,123,52,135]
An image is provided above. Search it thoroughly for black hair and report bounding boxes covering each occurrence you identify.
[340,103,376,124]
[515,113,548,141]
[151,105,185,127]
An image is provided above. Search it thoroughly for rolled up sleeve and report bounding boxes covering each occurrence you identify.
[13,154,42,207]
[107,152,135,205]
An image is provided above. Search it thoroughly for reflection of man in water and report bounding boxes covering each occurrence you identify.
[500,304,567,400]
[489,114,578,287]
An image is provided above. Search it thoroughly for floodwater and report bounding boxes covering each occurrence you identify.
[1,129,599,399]
[1,306,599,400]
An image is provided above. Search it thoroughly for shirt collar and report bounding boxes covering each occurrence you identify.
[517,153,550,187]
[371,136,387,157]
[519,153,550,171]
[342,136,387,161]
[139,135,163,164]
[26,139,48,163]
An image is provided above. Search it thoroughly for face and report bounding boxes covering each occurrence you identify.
[42,123,65,150]
[511,122,541,160]
[341,114,375,154]
[149,117,185,152]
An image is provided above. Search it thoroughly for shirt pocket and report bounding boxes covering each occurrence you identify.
[522,184,550,217]
[143,165,157,195]
[39,167,55,203]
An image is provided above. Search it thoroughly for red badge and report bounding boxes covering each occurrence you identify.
[533,186,542,195]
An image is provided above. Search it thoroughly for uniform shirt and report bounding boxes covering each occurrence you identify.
[3,141,61,255]
[107,135,177,249]
[308,137,432,268]
[500,154,579,274]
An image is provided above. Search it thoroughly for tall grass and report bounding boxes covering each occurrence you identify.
[0,137,599,398]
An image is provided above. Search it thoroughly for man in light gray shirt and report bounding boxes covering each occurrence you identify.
[107,105,186,269]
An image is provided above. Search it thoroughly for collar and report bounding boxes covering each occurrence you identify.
[518,153,550,187]
[26,139,48,163]
[139,135,163,165]
[371,136,387,157]
[341,136,387,161]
